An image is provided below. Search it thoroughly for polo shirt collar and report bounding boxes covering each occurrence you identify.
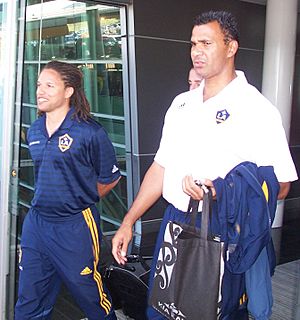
[40,106,76,137]
[60,106,76,130]
[199,70,248,103]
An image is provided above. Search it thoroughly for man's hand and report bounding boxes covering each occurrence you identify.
[182,175,216,200]
[111,222,133,265]
[111,161,164,264]
[278,182,291,200]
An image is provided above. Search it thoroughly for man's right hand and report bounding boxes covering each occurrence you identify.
[111,222,133,265]
[111,161,164,264]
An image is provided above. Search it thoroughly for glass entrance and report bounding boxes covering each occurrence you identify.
[7,1,129,318]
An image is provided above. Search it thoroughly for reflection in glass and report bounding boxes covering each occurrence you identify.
[14,4,129,316]
[21,1,127,236]
[25,1,122,61]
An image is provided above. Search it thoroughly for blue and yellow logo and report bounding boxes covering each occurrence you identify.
[216,109,230,124]
[58,133,73,152]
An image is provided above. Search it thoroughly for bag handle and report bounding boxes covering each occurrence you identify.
[187,185,213,240]
[200,186,213,241]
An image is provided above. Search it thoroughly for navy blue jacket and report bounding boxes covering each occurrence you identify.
[213,161,279,274]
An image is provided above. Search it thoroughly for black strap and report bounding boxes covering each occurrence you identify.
[187,185,213,240]
[187,196,200,226]
[200,187,213,241]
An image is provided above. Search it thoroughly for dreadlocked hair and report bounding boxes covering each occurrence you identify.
[39,60,91,121]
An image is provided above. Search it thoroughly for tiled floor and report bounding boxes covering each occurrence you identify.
[271,259,300,320]
[278,212,300,264]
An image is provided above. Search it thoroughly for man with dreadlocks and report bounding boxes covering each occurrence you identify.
[15,60,121,320]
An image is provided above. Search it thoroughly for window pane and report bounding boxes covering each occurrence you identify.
[21,1,128,235]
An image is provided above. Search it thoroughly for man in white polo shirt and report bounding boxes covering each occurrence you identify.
[112,10,298,319]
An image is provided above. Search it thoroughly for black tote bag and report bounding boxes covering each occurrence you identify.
[149,187,223,320]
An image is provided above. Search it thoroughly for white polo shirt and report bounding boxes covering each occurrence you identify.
[155,71,298,211]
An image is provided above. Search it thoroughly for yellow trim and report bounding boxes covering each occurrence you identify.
[239,293,247,305]
[262,181,269,202]
[82,208,111,315]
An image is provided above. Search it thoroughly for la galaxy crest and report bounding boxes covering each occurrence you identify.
[58,133,73,152]
[216,109,230,124]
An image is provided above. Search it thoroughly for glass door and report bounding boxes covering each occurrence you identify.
[8,1,130,318]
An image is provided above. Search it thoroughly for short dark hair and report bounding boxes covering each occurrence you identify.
[41,60,91,120]
[193,11,239,45]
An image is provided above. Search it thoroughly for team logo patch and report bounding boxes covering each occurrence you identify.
[216,109,230,124]
[112,164,119,173]
[58,133,73,152]
[177,102,186,108]
[80,266,93,275]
